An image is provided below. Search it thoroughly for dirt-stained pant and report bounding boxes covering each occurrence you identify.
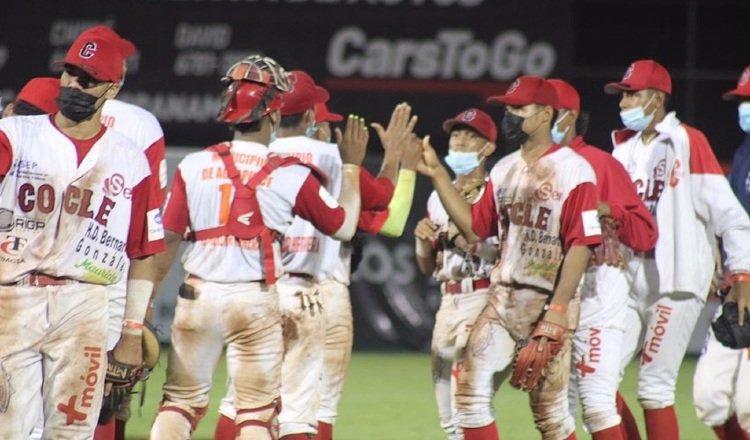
[619,257,706,410]
[316,279,353,426]
[150,279,282,440]
[693,306,750,432]
[432,288,491,440]
[0,283,108,440]
[456,286,578,440]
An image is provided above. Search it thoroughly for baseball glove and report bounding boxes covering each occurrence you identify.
[712,302,750,349]
[592,216,625,268]
[510,320,567,392]
[98,322,160,424]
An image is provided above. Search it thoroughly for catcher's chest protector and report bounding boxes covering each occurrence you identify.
[190,143,305,284]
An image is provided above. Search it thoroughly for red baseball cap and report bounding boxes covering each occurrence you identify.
[487,76,558,108]
[15,77,60,114]
[57,35,124,83]
[604,59,672,95]
[547,79,580,112]
[315,102,343,123]
[79,25,137,58]
[280,71,329,116]
[442,108,497,142]
[722,65,750,101]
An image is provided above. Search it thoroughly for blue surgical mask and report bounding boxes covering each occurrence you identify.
[305,123,319,139]
[739,103,750,133]
[269,130,277,144]
[550,110,570,144]
[620,94,656,131]
[444,144,488,176]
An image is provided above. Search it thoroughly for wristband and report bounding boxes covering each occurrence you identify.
[342,164,361,172]
[122,319,144,330]
[732,273,750,284]
[547,303,567,313]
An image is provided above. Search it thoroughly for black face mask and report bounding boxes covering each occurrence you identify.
[57,87,100,122]
[501,112,529,147]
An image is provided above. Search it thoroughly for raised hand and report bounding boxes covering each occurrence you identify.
[400,134,423,171]
[416,135,445,178]
[371,102,418,155]
[336,114,369,165]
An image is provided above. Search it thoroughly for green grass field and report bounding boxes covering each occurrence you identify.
[125,351,712,439]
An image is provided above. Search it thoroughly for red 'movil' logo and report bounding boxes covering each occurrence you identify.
[623,63,635,81]
[102,173,125,198]
[575,355,596,378]
[79,42,97,59]
[57,346,101,425]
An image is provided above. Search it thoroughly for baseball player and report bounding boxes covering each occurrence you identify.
[149,55,366,440]
[0,34,164,438]
[2,77,59,117]
[414,108,499,440]
[418,75,602,440]
[692,65,750,440]
[545,79,657,440]
[213,98,419,439]
[605,59,750,440]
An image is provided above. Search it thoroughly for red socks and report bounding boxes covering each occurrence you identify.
[593,425,624,440]
[114,419,126,440]
[93,419,115,440]
[281,435,312,440]
[616,391,642,440]
[565,433,578,440]
[213,414,237,440]
[463,423,500,440]
[644,406,678,440]
[725,413,750,440]
[312,421,333,440]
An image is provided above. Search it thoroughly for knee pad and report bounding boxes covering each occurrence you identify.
[236,399,281,439]
[157,402,208,432]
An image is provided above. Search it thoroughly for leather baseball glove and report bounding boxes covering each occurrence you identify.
[98,322,160,424]
[592,216,625,268]
[712,302,750,349]
[510,320,567,392]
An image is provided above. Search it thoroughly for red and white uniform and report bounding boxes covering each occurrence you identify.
[426,185,498,440]
[612,112,750,412]
[151,140,344,439]
[0,114,164,437]
[565,136,657,434]
[456,145,601,439]
[100,98,167,351]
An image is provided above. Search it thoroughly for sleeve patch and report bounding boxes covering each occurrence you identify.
[318,186,339,209]
[147,208,165,241]
[582,210,601,237]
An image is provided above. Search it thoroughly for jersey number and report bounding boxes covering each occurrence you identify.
[218,183,232,224]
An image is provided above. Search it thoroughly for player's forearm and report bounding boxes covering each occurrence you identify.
[379,169,417,237]
[377,150,400,184]
[153,230,182,292]
[550,245,592,308]
[333,164,362,241]
[432,168,479,243]
[124,256,157,334]
[415,238,436,275]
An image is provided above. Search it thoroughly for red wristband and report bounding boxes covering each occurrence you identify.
[548,303,567,313]
[122,319,144,330]
[732,273,750,284]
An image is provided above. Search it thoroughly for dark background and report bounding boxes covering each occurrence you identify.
[1,0,747,349]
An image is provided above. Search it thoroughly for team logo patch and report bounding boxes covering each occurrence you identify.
[533,182,561,201]
[147,209,165,242]
[623,63,635,81]
[581,210,601,237]
[0,209,13,231]
[79,41,97,59]
[0,236,27,256]
[102,173,126,198]
[461,110,477,122]
[741,68,750,86]
[507,79,520,95]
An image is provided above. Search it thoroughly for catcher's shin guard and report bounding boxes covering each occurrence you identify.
[236,399,281,440]
[150,403,207,440]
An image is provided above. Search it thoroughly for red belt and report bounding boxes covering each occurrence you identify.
[442,279,490,294]
[7,272,77,287]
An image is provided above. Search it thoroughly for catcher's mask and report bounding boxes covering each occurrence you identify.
[216,55,291,125]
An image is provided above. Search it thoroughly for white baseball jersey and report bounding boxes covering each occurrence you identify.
[0,115,164,284]
[162,140,345,283]
[613,133,670,216]
[102,99,167,200]
[427,186,497,282]
[270,136,342,276]
[472,145,601,293]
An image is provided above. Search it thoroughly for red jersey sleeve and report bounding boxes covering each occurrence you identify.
[360,167,394,211]
[127,173,166,259]
[604,158,658,251]
[293,174,346,236]
[471,179,499,239]
[162,169,190,235]
[144,136,167,205]
[686,125,723,175]
[357,209,389,234]
[0,131,13,177]
[560,182,601,251]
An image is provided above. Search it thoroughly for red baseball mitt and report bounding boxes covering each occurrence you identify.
[510,320,567,392]
[592,216,625,268]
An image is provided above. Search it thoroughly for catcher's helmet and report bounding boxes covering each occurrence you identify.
[216,55,291,124]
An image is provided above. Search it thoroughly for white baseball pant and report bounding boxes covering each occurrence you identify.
[150,278,282,440]
[693,306,750,432]
[432,287,491,440]
[0,282,108,440]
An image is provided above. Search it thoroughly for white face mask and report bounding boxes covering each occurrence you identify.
[550,110,571,144]
[444,142,489,176]
[620,93,656,131]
